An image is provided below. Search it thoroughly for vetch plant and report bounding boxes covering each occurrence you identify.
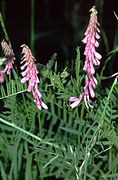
[0,4,118,180]
[20,44,48,110]
[69,6,102,108]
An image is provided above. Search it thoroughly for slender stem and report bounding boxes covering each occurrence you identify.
[109,148,112,180]
[30,0,35,54]
[75,47,81,83]
[83,151,90,180]
[0,117,59,148]
[38,110,42,136]
[78,101,85,150]
[21,93,30,121]
[0,117,41,140]
[0,89,27,100]
[0,12,9,42]
[1,1,6,20]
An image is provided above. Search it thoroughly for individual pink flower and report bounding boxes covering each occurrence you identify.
[20,44,48,110]
[1,40,15,75]
[69,93,84,108]
[69,6,102,108]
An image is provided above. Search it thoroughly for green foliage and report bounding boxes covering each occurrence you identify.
[0,47,118,179]
[0,69,27,100]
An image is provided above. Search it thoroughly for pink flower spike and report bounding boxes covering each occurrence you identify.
[69,6,102,109]
[20,44,48,110]
[0,40,15,82]
[81,6,101,107]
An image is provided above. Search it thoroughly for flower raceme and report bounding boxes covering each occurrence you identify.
[82,6,102,74]
[0,40,15,82]
[69,6,102,108]
[20,44,48,110]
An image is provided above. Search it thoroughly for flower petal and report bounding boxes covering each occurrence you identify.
[70,101,80,108]
[41,102,48,109]
[69,97,79,102]
[95,52,102,59]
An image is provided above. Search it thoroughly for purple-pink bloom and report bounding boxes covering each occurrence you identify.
[20,44,48,110]
[0,40,15,82]
[69,93,85,108]
[32,85,48,110]
[69,6,102,108]
[82,6,102,75]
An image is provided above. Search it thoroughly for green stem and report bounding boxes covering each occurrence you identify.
[83,151,90,180]
[78,101,85,149]
[0,89,27,100]
[0,12,9,41]
[1,1,6,20]
[38,110,42,136]
[109,148,112,180]
[22,93,30,120]
[0,117,59,148]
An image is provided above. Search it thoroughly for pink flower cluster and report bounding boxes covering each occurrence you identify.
[69,6,102,108]
[0,40,15,82]
[0,39,48,110]
[20,44,48,110]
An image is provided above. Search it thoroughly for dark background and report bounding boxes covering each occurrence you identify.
[0,0,118,75]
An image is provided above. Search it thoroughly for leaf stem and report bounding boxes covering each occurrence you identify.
[0,117,59,148]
